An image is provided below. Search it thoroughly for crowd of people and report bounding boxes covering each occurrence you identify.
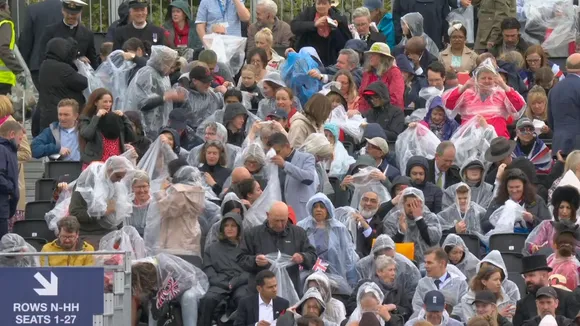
[0,0,580,325]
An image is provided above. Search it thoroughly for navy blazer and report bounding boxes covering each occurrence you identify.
[548,74,580,155]
[234,294,289,326]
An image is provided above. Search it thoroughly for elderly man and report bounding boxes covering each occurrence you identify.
[237,201,317,296]
[195,0,250,38]
[489,18,529,58]
[40,216,94,266]
[31,99,80,161]
[351,7,386,48]
[365,137,400,182]
[308,48,363,86]
[427,141,460,189]
[247,0,293,52]
[112,0,166,50]
[353,191,385,257]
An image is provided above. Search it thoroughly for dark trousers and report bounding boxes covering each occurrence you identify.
[0,218,8,239]
[0,83,11,95]
[197,286,247,325]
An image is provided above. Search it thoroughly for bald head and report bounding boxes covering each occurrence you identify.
[231,167,252,184]
[566,53,580,73]
[405,36,426,55]
[267,201,289,232]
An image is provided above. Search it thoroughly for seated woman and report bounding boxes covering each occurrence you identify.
[246,47,268,83]
[438,183,487,240]
[198,141,233,198]
[443,159,494,210]
[272,87,299,129]
[187,122,240,169]
[254,27,285,71]
[547,222,580,291]
[523,86,552,140]
[526,186,579,255]
[442,234,481,281]
[519,45,564,88]
[442,59,525,139]
[471,290,514,326]
[205,193,246,248]
[347,255,412,320]
[257,71,302,119]
[131,254,208,326]
[303,271,347,325]
[345,282,404,326]
[481,168,551,234]
[477,251,521,305]
[419,96,459,141]
[0,233,39,267]
[297,193,359,286]
[126,170,151,236]
[289,94,333,148]
[234,178,264,208]
[198,212,248,325]
[453,264,517,322]
[333,69,360,112]
[511,118,553,175]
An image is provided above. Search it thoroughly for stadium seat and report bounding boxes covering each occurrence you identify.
[457,234,481,259]
[13,220,56,242]
[25,201,54,221]
[176,255,203,269]
[508,272,526,295]
[489,233,527,253]
[24,237,48,252]
[44,161,82,180]
[35,178,55,201]
[501,252,524,274]
[343,141,355,156]
[329,177,350,208]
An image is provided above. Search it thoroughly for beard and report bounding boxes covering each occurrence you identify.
[360,208,378,219]
[526,282,542,294]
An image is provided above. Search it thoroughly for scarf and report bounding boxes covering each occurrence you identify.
[315,13,331,38]
[172,21,189,47]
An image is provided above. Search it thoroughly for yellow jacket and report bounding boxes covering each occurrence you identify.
[40,239,95,267]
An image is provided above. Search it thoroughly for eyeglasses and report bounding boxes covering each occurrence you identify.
[518,127,534,133]
[59,234,77,241]
[526,58,541,64]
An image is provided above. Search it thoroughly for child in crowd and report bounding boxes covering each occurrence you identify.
[239,65,263,110]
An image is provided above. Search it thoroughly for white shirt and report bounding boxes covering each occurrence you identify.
[257,294,274,325]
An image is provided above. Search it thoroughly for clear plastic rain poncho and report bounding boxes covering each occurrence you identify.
[323,123,355,178]
[349,166,392,207]
[523,0,578,57]
[475,250,521,304]
[399,13,440,56]
[194,106,261,140]
[0,234,39,267]
[175,80,223,130]
[447,10,475,44]
[204,192,247,247]
[382,187,443,264]
[346,282,386,326]
[171,165,221,226]
[143,174,205,257]
[410,264,468,318]
[187,122,241,169]
[449,116,498,168]
[443,158,494,209]
[334,206,359,245]
[202,34,247,76]
[354,235,421,300]
[524,219,580,255]
[441,234,480,281]
[303,271,348,324]
[297,193,359,285]
[281,51,323,107]
[437,182,486,240]
[126,46,177,138]
[324,94,365,143]
[395,123,440,174]
[232,141,268,176]
[453,280,516,322]
[266,251,299,305]
[243,150,281,229]
[97,226,147,266]
[482,200,525,246]
[10,46,39,119]
[75,157,135,229]
[75,59,104,100]
[92,50,136,110]
[299,133,333,195]
[256,71,303,119]
[287,287,338,326]
[136,138,178,192]
[44,183,75,234]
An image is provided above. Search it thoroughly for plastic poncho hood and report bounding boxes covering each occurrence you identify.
[347,282,386,326]
[0,234,38,267]
[441,234,480,280]
[476,250,521,303]
[399,13,440,56]
[438,182,486,238]
[98,226,147,265]
[295,287,327,316]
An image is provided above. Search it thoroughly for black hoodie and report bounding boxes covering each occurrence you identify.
[223,103,248,147]
[158,127,182,156]
[405,156,443,213]
[363,82,405,142]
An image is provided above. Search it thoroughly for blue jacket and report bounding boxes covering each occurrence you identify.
[0,137,19,219]
[548,74,580,155]
[31,122,61,159]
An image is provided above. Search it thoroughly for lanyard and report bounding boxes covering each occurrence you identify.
[217,0,229,21]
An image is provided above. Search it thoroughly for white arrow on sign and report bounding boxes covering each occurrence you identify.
[33,272,58,296]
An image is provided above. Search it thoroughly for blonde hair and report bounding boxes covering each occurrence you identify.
[525,86,548,120]
[333,69,359,102]
[241,64,259,77]
[564,150,580,174]
[255,28,274,48]
[499,51,524,70]
[0,95,13,118]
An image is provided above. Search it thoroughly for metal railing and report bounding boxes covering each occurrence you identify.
[0,250,132,326]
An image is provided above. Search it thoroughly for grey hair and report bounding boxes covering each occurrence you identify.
[257,0,278,15]
[339,49,360,68]
[435,141,455,156]
[375,255,397,271]
[352,7,371,19]
[132,170,150,185]
[364,54,393,76]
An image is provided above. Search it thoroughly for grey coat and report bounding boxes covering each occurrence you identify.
[282,150,317,221]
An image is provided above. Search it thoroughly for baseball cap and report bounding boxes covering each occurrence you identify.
[424,290,445,312]
[516,117,534,130]
[267,109,289,120]
[536,286,558,299]
[168,108,188,131]
[189,66,213,84]
[473,290,497,305]
[128,0,148,8]
[365,137,389,154]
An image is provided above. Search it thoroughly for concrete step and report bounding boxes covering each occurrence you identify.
[23,123,44,203]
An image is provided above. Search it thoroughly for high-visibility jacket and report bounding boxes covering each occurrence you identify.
[0,19,16,86]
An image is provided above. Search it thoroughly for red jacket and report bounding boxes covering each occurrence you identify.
[357,66,405,113]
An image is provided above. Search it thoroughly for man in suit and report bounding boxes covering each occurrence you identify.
[427,141,461,189]
[17,0,63,88]
[548,53,580,156]
[267,132,317,221]
[235,270,290,326]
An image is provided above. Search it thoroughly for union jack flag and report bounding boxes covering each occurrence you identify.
[313,258,329,272]
[156,276,180,309]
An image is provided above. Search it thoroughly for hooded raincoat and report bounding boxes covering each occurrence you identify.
[302,271,347,324]
[443,159,494,210]
[347,282,404,326]
[383,187,442,264]
[163,0,203,50]
[398,13,440,56]
[136,137,178,192]
[177,75,224,130]
[477,250,521,303]
[0,234,39,267]
[420,96,459,141]
[187,122,241,169]
[323,123,355,178]
[438,182,486,240]
[404,156,443,213]
[277,287,336,326]
[297,193,359,285]
[441,234,480,280]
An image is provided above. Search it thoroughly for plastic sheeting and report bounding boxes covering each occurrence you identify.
[44,186,74,234]
[0,234,39,267]
[395,124,440,174]
[266,251,299,305]
[10,46,39,119]
[75,157,135,230]
[447,8,475,44]
[382,187,442,264]
[93,50,136,110]
[303,271,348,324]
[523,0,577,56]
[97,226,147,265]
[334,206,359,245]
[194,106,261,140]
[176,83,223,130]
[483,200,525,245]
[437,182,486,239]
[202,34,247,76]
[441,234,480,280]
[136,137,178,192]
[399,13,440,57]
[349,166,392,207]
[449,116,497,168]
[243,150,282,229]
[126,46,177,138]
[346,282,386,326]
[281,51,323,107]
[326,105,366,143]
[187,123,241,169]
[75,59,103,101]
[443,159,494,209]
[524,220,580,255]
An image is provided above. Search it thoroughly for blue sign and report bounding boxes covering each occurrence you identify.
[0,267,105,325]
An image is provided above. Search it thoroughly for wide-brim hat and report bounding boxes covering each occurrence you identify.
[484,137,517,162]
[521,255,552,274]
[365,42,394,59]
